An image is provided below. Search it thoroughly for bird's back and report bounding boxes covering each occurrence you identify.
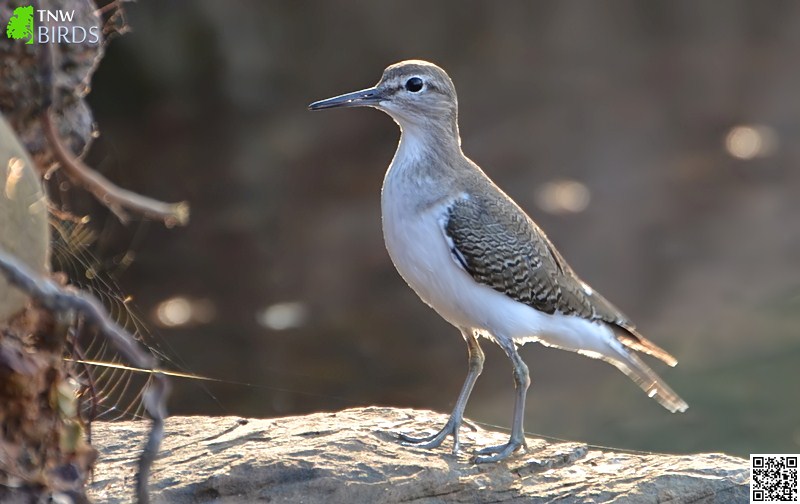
[452,161,679,362]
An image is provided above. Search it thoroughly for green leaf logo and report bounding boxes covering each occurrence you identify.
[6,5,34,45]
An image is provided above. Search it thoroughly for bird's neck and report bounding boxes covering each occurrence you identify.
[384,120,467,202]
[395,119,462,167]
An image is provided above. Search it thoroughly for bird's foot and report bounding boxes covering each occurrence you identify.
[397,416,462,453]
[474,437,526,463]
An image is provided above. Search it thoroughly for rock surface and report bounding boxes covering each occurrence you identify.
[89,407,749,503]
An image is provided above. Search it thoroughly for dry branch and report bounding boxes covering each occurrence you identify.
[42,111,190,227]
[36,30,189,228]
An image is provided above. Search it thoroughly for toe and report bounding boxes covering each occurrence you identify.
[476,443,505,455]
[474,440,524,463]
[450,431,461,454]
[404,434,446,450]
[397,431,438,444]
[398,426,449,449]
[396,417,462,451]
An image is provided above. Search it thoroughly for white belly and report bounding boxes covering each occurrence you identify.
[381,200,479,328]
[380,192,615,355]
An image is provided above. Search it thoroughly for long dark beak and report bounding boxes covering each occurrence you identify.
[308,87,383,111]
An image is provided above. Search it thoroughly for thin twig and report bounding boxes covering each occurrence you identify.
[137,373,169,504]
[42,113,190,227]
[38,36,189,228]
[0,249,170,504]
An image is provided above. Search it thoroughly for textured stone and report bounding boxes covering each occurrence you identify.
[89,407,749,503]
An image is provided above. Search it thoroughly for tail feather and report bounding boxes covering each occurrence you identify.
[614,326,678,367]
[603,343,688,413]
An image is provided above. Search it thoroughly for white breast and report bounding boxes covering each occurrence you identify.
[381,186,473,327]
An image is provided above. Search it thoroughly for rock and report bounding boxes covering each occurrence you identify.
[88,407,749,503]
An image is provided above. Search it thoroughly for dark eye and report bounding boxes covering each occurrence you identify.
[405,77,424,92]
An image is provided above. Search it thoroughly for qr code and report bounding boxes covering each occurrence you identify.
[751,455,798,503]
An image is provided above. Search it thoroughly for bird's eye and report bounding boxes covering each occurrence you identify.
[405,77,424,93]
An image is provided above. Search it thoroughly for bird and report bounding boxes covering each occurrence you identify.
[308,60,687,463]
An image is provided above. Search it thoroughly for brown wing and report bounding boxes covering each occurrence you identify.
[444,190,677,366]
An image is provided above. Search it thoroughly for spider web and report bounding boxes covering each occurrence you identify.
[50,215,219,422]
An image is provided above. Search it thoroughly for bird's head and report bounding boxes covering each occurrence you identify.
[309,60,459,136]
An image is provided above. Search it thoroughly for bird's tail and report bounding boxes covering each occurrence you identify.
[602,340,688,413]
[614,326,678,367]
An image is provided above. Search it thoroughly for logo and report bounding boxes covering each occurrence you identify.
[6,5,34,45]
[4,4,100,45]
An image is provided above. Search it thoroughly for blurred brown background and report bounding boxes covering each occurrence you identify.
[72,0,799,458]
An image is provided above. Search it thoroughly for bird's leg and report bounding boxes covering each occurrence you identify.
[475,343,529,463]
[399,329,484,453]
